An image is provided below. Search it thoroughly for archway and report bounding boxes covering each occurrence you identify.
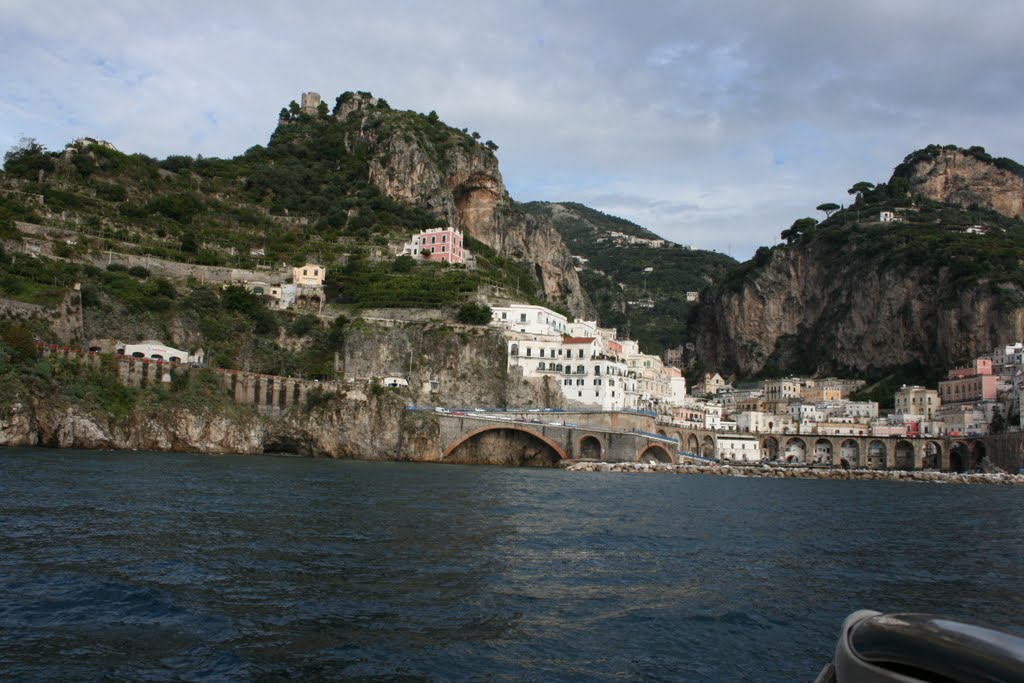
[638,444,672,464]
[784,438,806,463]
[578,435,603,460]
[893,440,915,470]
[923,441,941,470]
[813,438,834,465]
[762,436,779,462]
[701,435,716,459]
[949,442,969,472]
[840,439,860,467]
[867,440,887,469]
[444,426,565,467]
[687,433,699,454]
[657,428,667,437]
[971,441,987,470]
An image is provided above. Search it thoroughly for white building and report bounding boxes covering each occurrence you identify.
[717,435,761,462]
[118,340,204,366]
[491,304,568,336]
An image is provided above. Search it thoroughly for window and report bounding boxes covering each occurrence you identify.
[303,269,308,276]
[520,313,527,322]
[594,379,602,386]
[576,365,584,374]
[538,362,545,370]
[442,235,447,242]
[576,379,584,386]
[526,348,532,357]
[431,236,436,244]
[565,379,572,386]
[540,349,545,357]
[608,380,615,387]
[441,245,446,252]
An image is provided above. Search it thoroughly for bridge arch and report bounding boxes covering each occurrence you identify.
[638,443,673,464]
[839,439,860,469]
[867,440,887,469]
[701,435,715,459]
[784,437,806,463]
[577,434,604,460]
[922,441,941,469]
[813,438,834,465]
[762,436,779,462]
[894,440,915,470]
[443,425,567,465]
[687,433,700,454]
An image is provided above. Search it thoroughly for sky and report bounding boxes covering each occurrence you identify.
[2,1,1022,261]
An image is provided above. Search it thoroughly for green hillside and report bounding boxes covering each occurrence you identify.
[521,201,736,355]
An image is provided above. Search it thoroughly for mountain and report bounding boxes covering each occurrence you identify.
[522,201,736,355]
[0,90,592,320]
[692,145,1024,380]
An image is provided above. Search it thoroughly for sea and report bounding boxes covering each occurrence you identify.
[1,448,1021,681]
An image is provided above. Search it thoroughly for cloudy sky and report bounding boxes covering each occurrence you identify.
[2,1,1021,260]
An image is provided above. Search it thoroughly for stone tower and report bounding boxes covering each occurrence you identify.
[300,92,321,114]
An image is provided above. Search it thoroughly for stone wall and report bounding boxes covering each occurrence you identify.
[982,432,1024,473]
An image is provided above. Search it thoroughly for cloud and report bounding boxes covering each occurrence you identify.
[1,0,1022,260]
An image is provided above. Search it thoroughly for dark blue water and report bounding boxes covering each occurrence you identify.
[1,449,1021,681]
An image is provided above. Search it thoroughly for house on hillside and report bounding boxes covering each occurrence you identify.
[400,227,465,264]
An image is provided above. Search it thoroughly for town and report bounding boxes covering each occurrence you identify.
[486,299,1021,465]
[89,209,1020,470]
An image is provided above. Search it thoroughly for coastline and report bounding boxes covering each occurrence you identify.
[563,461,1024,485]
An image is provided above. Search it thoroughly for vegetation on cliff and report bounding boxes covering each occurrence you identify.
[522,201,736,355]
[695,145,1024,382]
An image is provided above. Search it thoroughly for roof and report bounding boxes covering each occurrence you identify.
[562,337,596,345]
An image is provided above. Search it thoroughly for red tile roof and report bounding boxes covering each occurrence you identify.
[562,337,596,345]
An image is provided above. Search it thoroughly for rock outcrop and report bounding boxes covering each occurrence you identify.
[694,240,1024,376]
[337,94,595,319]
[899,147,1024,220]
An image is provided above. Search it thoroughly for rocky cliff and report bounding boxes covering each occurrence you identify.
[0,319,566,458]
[694,238,1024,377]
[897,146,1024,220]
[337,93,594,318]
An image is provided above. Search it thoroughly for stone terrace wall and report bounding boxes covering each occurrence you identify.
[37,342,346,412]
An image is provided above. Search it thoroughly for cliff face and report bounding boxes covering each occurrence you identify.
[338,95,594,318]
[902,148,1024,220]
[694,241,1024,376]
[0,319,565,458]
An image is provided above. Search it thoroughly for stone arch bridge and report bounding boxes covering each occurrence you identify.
[671,427,990,472]
[436,413,693,465]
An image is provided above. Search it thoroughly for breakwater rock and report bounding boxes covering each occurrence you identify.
[563,461,1024,485]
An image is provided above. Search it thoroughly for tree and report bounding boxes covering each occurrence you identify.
[780,217,818,243]
[816,202,840,219]
[455,303,492,325]
[990,406,1007,435]
[484,140,499,151]
[316,101,329,118]
[3,137,55,180]
[471,131,481,140]
[848,181,875,202]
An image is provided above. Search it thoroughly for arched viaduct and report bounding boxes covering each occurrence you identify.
[437,414,682,465]
[669,427,989,472]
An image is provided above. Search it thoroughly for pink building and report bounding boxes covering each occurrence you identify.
[413,227,465,264]
[938,358,997,405]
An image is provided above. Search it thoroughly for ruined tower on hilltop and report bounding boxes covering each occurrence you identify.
[300,91,321,115]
